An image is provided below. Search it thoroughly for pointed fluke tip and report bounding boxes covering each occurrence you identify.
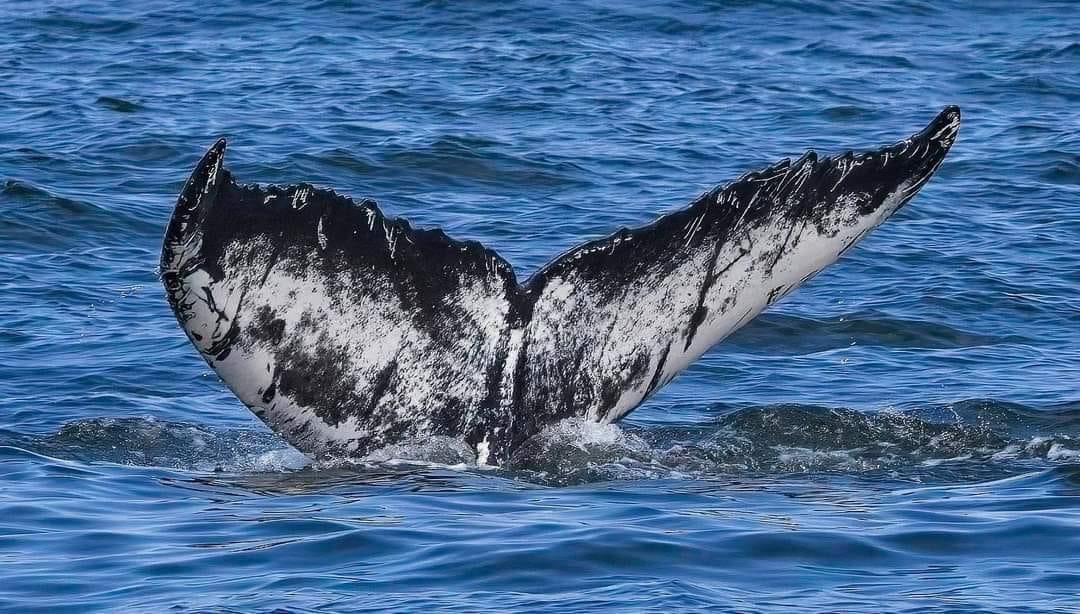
[206,137,227,162]
[171,138,229,226]
[922,105,961,145]
[181,138,228,183]
[189,138,227,187]
[195,138,228,184]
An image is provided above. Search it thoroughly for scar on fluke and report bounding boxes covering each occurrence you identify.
[161,106,960,465]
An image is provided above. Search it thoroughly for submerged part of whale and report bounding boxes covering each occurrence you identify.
[161,106,960,466]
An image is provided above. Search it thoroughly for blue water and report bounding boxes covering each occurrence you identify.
[2,0,1079,611]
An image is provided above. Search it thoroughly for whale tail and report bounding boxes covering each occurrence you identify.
[162,106,959,465]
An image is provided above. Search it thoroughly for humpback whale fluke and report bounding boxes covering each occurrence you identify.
[161,106,960,465]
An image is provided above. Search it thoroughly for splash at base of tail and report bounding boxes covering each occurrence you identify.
[161,106,960,465]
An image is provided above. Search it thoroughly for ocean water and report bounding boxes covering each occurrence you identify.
[2,0,1079,611]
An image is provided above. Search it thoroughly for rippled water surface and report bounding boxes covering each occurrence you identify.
[2,1,1079,611]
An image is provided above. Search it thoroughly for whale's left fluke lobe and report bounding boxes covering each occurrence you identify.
[161,107,959,465]
[160,140,524,461]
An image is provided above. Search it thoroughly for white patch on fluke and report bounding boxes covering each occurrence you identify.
[176,225,515,456]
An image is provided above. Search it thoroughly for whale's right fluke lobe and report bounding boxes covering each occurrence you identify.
[516,106,960,430]
[161,107,959,466]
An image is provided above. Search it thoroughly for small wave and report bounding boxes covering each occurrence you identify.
[382,136,587,188]
[95,96,141,113]
[2,180,94,214]
[0,180,150,251]
[1010,41,1080,61]
[785,42,918,69]
[1038,152,1080,186]
[1007,75,1079,98]
[728,312,1022,353]
[298,148,384,176]
[23,417,309,473]
[820,105,880,122]
[28,13,139,36]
